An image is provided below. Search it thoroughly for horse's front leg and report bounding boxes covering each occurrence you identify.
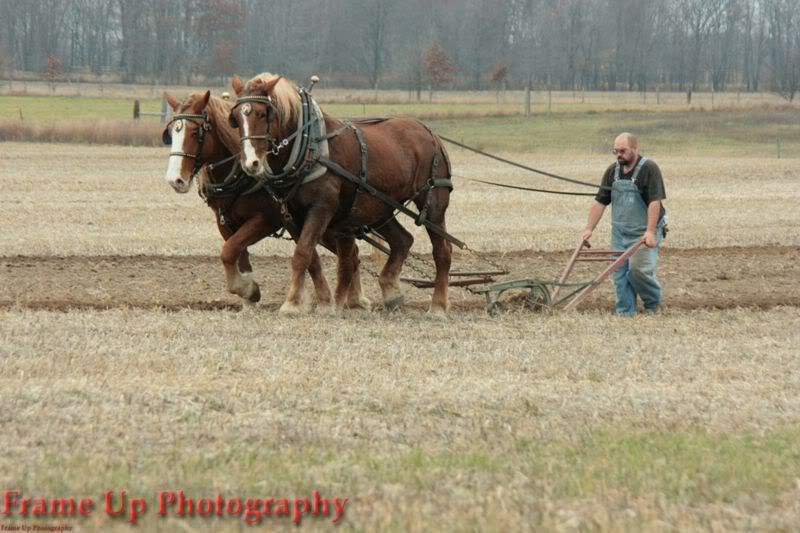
[333,237,357,310]
[220,214,272,305]
[281,206,336,315]
[307,248,334,314]
[344,240,371,310]
[237,249,253,275]
[320,234,370,311]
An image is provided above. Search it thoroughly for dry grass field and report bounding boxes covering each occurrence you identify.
[4,79,799,109]
[1,137,800,531]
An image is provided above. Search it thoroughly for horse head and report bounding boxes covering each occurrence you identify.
[229,73,300,177]
[162,90,216,193]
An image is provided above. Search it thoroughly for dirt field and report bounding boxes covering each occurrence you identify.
[1,246,798,313]
[2,142,800,531]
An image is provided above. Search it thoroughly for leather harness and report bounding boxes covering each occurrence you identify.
[166,89,461,248]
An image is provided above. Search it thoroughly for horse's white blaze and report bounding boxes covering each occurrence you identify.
[241,108,259,170]
[164,124,187,188]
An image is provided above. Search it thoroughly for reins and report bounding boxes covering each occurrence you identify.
[453,175,596,196]
[438,135,620,193]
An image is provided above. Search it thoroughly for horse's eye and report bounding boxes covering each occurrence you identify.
[257,111,267,119]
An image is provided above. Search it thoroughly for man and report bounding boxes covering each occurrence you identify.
[581,132,667,316]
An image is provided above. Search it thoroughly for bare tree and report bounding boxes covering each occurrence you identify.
[676,0,726,92]
[743,0,767,90]
[1,0,796,94]
[768,0,800,101]
[355,0,392,90]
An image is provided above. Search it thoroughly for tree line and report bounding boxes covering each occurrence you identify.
[1,0,798,100]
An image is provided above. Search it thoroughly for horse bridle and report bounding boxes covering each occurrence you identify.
[163,112,211,179]
[229,96,288,155]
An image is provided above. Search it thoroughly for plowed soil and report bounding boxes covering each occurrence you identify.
[3,245,797,313]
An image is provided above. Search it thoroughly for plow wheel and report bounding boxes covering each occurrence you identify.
[482,280,554,316]
[525,282,552,312]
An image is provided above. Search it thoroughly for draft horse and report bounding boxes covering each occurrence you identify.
[161,90,369,311]
[229,73,454,315]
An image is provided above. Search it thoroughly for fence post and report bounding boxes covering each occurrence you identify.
[133,99,140,122]
[777,136,782,159]
[160,94,168,123]
[524,78,531,117]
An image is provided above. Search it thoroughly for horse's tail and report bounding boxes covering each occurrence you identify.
[432,132,452,182]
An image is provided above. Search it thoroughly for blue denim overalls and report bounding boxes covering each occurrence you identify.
[610,156,664,315]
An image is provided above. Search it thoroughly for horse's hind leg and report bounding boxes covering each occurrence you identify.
[376,218,413,311]
[418,189,452,315]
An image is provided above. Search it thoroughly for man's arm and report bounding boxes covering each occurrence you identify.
[643,200,661,248]
[581,200,607,243]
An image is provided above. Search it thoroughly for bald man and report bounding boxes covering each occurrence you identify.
[581,133,667,316]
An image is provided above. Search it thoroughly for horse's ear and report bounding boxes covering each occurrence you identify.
[231,74,245,96]
[228,110,239,129]
[198,90,211,110]
[165,92,181,111]
[265,76,283,95]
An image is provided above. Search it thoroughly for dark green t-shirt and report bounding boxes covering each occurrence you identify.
[595,157,666,220]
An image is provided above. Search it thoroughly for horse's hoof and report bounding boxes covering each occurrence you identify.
[383,296,404,312]
[246,283,261,303]
[316,302,336,316]
[427,306,448,319]
[346,295,372,311]
[279,301,303,316]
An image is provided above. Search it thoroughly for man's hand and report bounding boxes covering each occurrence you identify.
[643,230,657,248]
[581,229,593,243]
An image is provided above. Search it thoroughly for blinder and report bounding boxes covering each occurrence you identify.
[230,95,275,132]
[163,112,211,184]
[163,114,207,147]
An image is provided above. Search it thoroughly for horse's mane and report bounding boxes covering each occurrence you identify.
[203,94,240,154]
[246,72,301,128]
[184,93,240,192]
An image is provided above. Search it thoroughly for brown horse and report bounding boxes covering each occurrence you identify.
[162,90,370,311]
[229,73,454,315]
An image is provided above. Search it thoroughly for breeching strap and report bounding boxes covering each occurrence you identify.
[317,158,466,249]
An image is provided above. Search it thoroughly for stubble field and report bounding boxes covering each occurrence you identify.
[1,135,799,531]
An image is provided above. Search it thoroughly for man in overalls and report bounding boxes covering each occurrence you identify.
[581,133,667,316]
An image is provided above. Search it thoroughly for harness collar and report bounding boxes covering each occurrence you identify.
[233,88,329,202]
